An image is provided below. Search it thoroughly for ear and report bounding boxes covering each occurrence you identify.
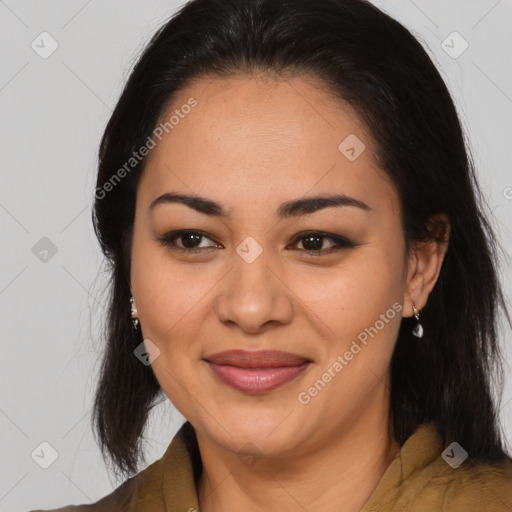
[403,214,450,317]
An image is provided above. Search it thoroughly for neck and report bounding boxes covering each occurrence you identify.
[197,411,400,512]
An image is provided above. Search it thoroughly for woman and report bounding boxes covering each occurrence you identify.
[31,0,512,510]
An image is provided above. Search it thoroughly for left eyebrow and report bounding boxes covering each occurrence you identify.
[278,194,371,218]
[148,192,372,218]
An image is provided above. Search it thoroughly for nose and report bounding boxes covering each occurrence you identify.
[214,251,295,334]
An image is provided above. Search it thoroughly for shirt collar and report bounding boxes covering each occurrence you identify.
[161,421,442,511]
[361,422,443,510]
[162,422,201,511]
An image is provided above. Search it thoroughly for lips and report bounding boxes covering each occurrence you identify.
[204,350,311,393]
[205,349,309,367]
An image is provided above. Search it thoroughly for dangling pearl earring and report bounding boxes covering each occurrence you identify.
[412,304,423,338]
[130,296,139,329]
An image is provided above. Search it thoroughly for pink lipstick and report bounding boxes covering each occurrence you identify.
[204,349,311,394]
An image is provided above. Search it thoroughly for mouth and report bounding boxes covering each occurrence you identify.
[203,350,312,394]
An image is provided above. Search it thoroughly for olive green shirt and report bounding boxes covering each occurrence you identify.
[30,422,512,511]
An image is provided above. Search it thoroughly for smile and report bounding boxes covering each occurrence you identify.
[204,350,312,394]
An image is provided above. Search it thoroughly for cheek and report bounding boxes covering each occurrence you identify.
[296,253,404,409]
[294,249,404,343]
[131,249,209,411]
[130,237,202,342]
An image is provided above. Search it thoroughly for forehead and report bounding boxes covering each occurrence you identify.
[138,75,398,218]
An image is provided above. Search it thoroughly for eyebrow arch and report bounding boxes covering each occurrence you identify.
[149,192,371,218]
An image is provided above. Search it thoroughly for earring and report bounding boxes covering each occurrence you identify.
[412,304,423,338]
[130,296,139,329]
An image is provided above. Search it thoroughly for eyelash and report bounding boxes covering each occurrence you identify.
[156,230,356,256]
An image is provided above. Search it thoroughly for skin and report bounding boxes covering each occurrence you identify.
[130,74,449,512]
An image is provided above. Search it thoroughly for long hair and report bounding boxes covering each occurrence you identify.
[91,0,511,478]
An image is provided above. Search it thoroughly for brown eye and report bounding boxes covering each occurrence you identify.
[176,232,205,249]
[288,231,356,255]
[158,230,220,253]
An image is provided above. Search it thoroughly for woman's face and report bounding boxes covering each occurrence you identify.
[130,75,412,458]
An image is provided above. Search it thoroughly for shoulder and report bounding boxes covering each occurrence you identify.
[425,458,512,510]
[408,424,512,510]
[368,457,512,512]
[364,423,512,512]
[26,447,167,512]
[407,425,512,510]
[26,424,198,512]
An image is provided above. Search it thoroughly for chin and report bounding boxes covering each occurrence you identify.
[197,408,305,457]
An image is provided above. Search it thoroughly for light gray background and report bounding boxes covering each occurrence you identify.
[1,1,511,510]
